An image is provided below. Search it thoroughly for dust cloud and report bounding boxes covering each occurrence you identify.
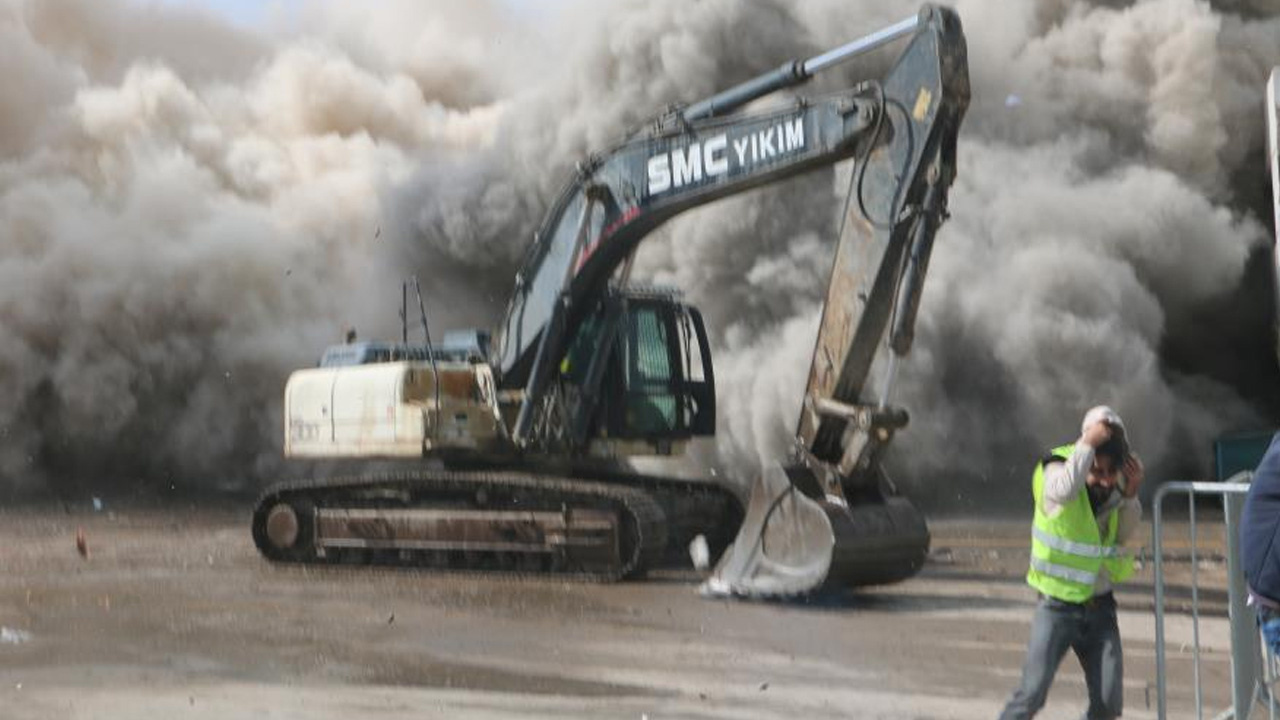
[0,0,508,495]
[656,0,1280,510]
[0,0,1276,510]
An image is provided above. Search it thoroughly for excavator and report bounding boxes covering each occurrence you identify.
[252,4,970,599]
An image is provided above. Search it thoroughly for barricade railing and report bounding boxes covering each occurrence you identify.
[1153,476,1270,720]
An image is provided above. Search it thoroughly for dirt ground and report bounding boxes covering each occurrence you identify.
[0,504,1246,719]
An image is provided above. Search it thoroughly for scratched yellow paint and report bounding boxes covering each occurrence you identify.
[913,87,933,121]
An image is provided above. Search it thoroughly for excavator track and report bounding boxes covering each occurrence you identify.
[567,470,745,567]
[252,469,737,581]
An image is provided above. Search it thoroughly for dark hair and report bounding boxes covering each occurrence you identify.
[1096,433,1129,466]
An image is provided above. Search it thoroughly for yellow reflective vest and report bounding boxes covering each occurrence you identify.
[1027,444,1135,603]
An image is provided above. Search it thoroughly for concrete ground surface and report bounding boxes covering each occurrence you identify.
[0,505,1246,719]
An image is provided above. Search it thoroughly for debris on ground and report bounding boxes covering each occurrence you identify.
[689,535,710,571]
[1,627,33,645]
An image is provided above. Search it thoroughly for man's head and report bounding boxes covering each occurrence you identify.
[1081,405,1130,490]
[1088,451,1122,491]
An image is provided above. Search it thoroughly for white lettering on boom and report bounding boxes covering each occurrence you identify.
[646,116,807,196]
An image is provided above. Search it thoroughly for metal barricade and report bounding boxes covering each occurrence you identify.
[1153,476,1271,720]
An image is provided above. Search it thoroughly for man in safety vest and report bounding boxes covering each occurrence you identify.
[998,406,1145,720]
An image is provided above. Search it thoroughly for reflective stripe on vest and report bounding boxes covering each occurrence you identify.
[1029,556,1098,586]
[1031,526,1121,559]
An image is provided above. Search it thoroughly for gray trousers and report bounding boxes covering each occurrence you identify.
[998,592,1123,720]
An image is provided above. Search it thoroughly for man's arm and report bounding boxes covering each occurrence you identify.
[1115,454,1145,544]
[1114,497,1143,544]
[1043,441,1094,506]
[1044,414,1118,507]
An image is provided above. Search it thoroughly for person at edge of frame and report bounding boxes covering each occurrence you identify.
[998,405,1144,720]
[1240,432,1280,657]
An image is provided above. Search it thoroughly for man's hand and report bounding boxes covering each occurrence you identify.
[1122,453,1144,498]
[1082,419,1113,448]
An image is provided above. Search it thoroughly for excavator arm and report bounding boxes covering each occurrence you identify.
[701,7,969,598]
[798,7,966,486]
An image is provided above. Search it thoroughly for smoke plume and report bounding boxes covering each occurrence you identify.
[1,0,1277,511]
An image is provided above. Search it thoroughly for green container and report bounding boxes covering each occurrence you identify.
[1214,430,1277,481]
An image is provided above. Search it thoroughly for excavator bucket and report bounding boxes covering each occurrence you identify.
[701,464,929,599]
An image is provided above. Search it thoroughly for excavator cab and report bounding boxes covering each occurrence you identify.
[560,289,715,451]
[607,293,715,441]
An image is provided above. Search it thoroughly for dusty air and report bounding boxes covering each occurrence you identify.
[2,1,1277,719]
